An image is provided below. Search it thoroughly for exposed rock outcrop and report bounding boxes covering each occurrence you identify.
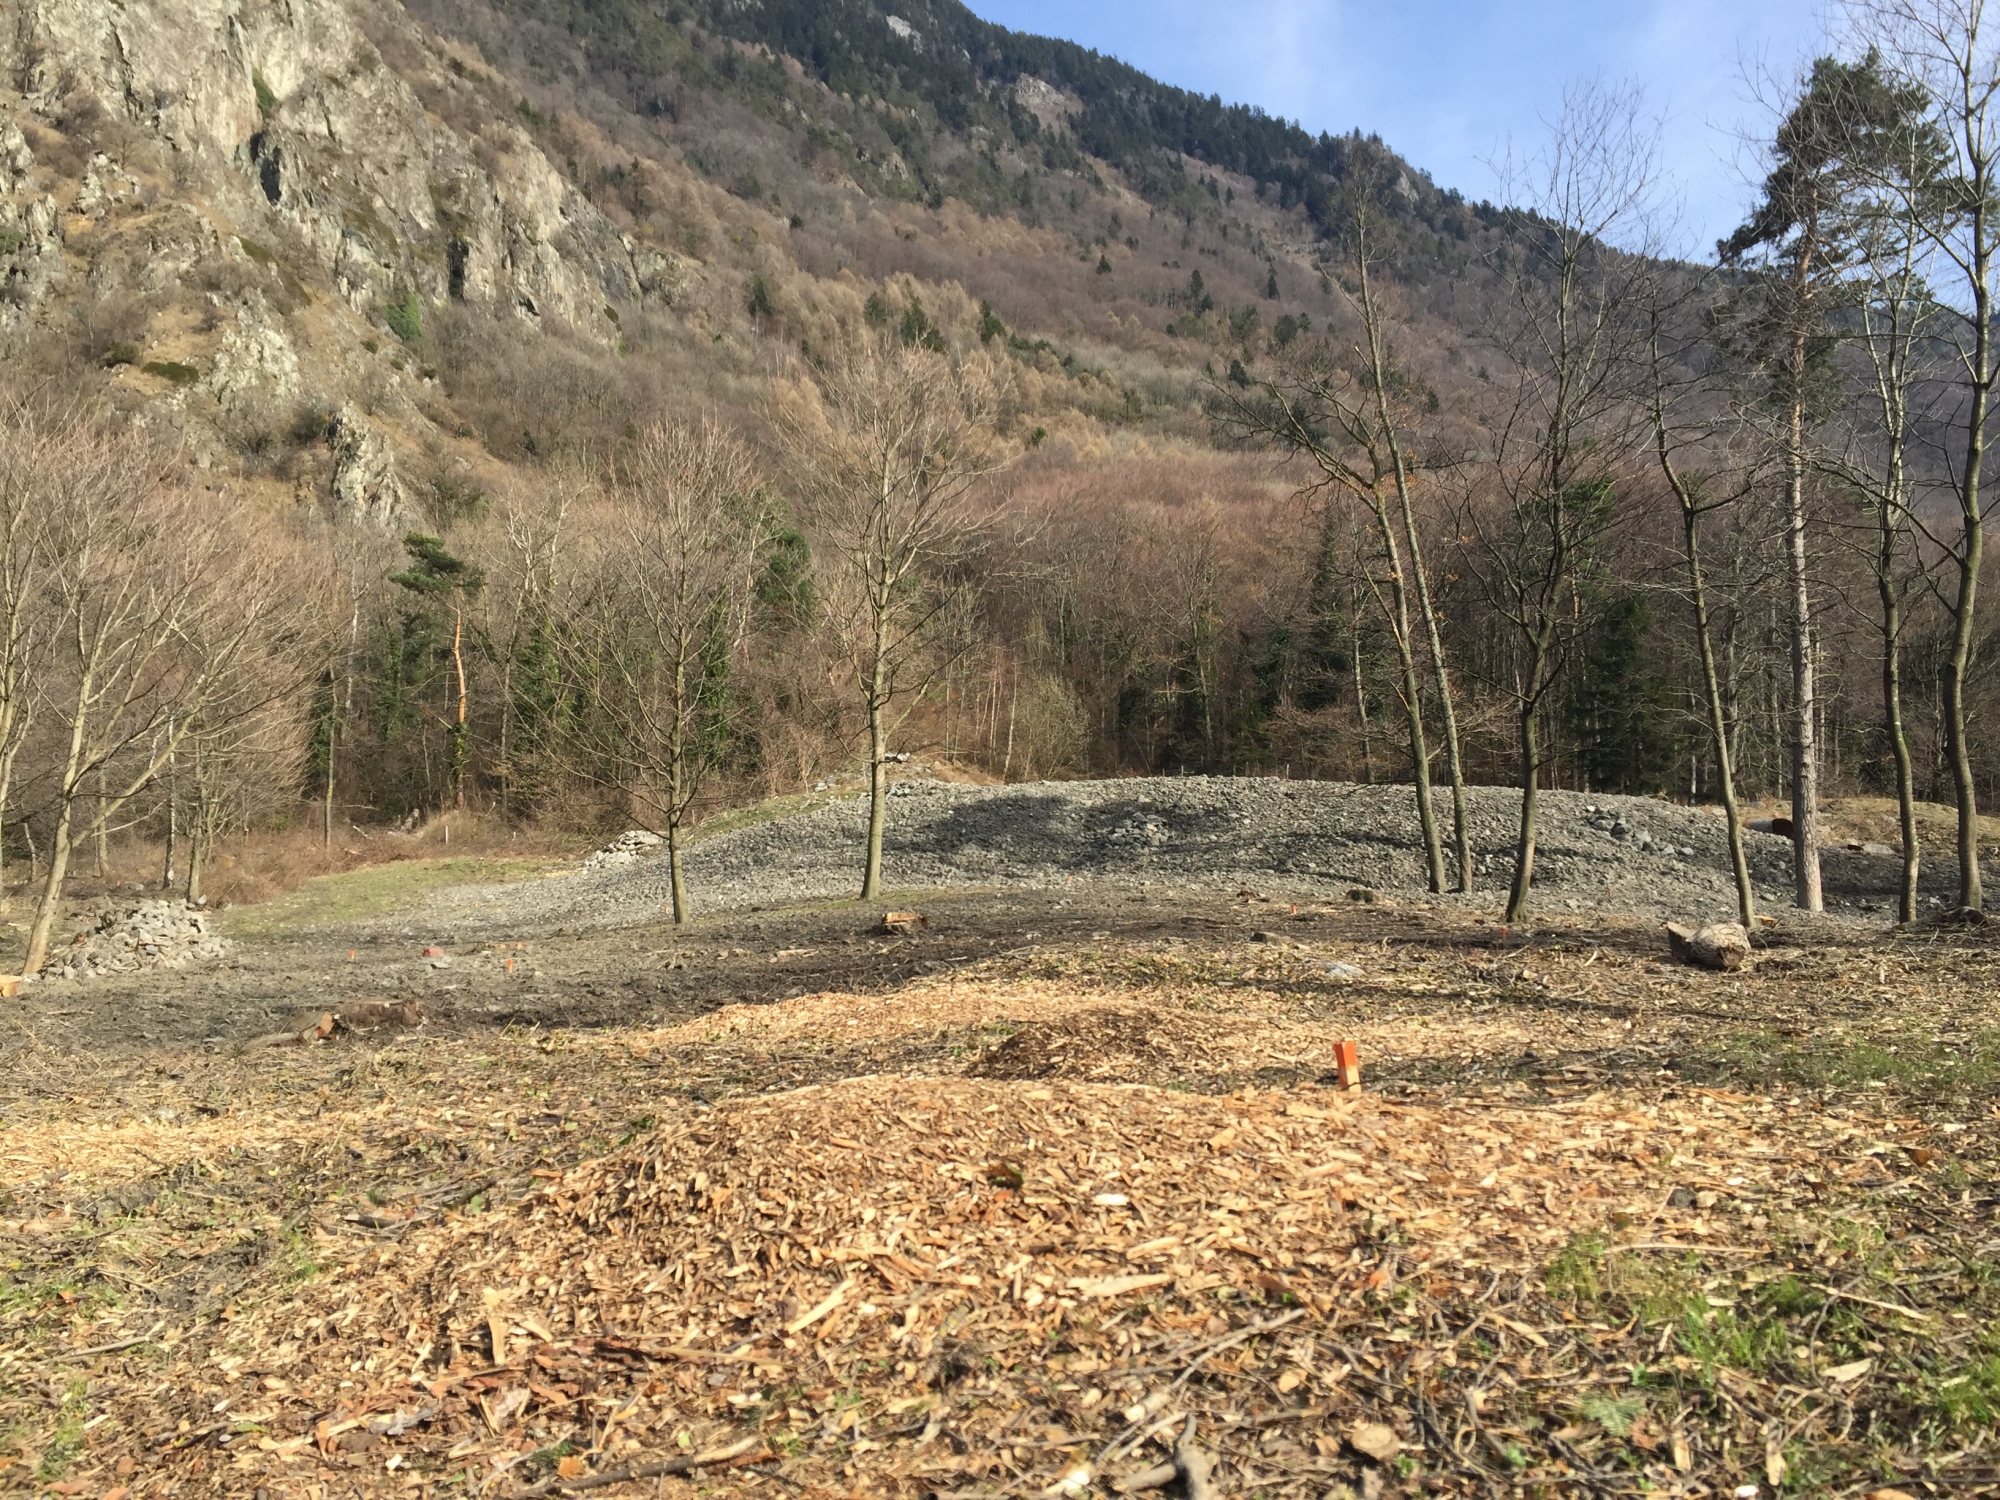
[0,0,708,517]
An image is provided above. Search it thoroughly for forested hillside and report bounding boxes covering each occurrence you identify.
[0,0,1996,956]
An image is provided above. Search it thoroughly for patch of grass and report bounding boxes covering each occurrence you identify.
[141,360,200,387]
[1690,1026,2000,1096]
[688,788,837,843]
[252,69,277,119]
[1929,1352,2000,1429]
[34,1380,88,1480]
[1546,1231,1606,1304]
[222,855,564,936]
[99,341,140,367]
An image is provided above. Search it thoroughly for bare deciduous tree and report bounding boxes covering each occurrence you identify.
[0,396,57,909]
[21,441,312,976]
[585,419,768,923]
[1650,300,1766,926]
[1483,82,1665,923]
[778,338,1005,900]
[1221,145,1471,892]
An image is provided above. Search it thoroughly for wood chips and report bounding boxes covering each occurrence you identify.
[115,1071,1940,1498]
[5,921,1999,1498]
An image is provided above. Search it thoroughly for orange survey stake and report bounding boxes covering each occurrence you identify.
[1334,1040,1361,1090]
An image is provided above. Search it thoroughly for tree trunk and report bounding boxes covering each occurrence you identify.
[1686,509,1757,928]
[23,797,77,976]
[1782,417,1824,912]
[1880,567,1919,925]
[862,691,888,900]
[666,818,688,925]
[1945,231,1989,911]
[0,746,18,907]
[186,822,206,906]
[322,708,337,852]
[451,606,470,811]
[1351,592,1373,785]
[1390,625,1445,895]
[1403,520,1470,894]
[1505,688,1543,925]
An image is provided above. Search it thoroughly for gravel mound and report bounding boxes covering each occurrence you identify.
[45,900,232,980]
[421,777,1858,933]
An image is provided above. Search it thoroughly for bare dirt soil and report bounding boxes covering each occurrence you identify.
[3,790,1999,1499]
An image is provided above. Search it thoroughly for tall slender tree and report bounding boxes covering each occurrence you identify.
[1482,83,1665,923]
[1719,56,1901,913]
[1847,0,1999,911]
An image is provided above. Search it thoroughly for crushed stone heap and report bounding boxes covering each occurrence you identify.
[45,900,232,980]
[582,829,665,869]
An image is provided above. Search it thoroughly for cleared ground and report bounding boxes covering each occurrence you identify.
[2,782,1998,1498]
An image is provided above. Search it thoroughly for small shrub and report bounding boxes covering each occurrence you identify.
[383,292,423,344]
[99,341,140,368]
[745,273,774,319]
[290,402,335,446]
[141,360,200,386]
[1578,1392,1643,1437]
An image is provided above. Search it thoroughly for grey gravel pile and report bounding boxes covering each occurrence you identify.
[46,899,232,980]
[422,777,1829,933]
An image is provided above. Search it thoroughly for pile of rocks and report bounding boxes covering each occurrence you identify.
[46,900,232,980]
[582,829,664,869]
[1582,805,1698,860]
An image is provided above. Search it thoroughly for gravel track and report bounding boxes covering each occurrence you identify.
[417,777,1937,935]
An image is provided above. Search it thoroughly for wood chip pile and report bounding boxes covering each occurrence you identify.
[135,1072,1987,1499]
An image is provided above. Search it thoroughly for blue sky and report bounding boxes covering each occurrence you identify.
[962,0,1828,257]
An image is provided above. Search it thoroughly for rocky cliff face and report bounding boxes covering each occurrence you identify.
[0,0,697,519]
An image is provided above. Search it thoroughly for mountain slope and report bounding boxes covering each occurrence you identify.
[1,0,1506,517]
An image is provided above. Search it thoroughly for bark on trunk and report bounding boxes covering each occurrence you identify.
[23,800,76,976]
[1882,582,1920,925]
[1946,261,1988,911]
[1783,413,1824,913]
[1505,695,1542,925]
[862,694,887,900]
[451,607,470,812]
[1686,512,1757,927]
[667,819,688,925]
[187,825,206,906]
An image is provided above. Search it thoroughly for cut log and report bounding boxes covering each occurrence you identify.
[246,1013,337,1048]
[1664,921,1751,972]
[337,998,425,1029]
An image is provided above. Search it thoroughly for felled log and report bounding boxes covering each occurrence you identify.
[1664,921,1751,972]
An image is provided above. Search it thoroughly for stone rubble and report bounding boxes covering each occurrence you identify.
[581,829,664,869]
[47,900,233,980]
